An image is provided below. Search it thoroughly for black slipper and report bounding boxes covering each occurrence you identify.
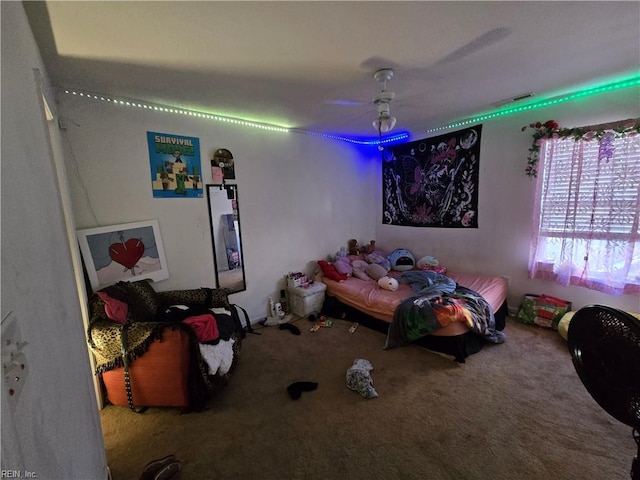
[287,381,318,400]
[279,323,301,335]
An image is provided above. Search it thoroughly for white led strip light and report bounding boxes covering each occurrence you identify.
[63,89,290,133]
[62,88,408,146]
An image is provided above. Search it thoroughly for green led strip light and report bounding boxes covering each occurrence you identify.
[63,90,291,133]
[425,77,640,133]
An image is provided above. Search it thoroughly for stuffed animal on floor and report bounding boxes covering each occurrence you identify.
[378,276,399,291]
[346,359,378,399]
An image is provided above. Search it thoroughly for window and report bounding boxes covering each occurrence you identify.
[529,128,640,296]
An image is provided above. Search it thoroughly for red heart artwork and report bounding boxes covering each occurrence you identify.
[109,238,145,270]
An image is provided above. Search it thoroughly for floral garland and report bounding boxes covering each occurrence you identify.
[521,119,640,177]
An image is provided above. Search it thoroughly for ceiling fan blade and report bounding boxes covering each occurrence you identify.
[361,26,512,85]
[324,99,370,107]
[434,27,512,66]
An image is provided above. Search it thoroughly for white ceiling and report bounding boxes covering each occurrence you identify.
[24,1,640,138]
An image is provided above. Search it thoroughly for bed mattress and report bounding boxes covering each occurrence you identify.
[321,270,508,336]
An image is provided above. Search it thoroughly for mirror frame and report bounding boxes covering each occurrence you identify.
[206,184,247,293]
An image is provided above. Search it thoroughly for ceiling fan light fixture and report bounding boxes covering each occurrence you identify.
[373,113,396,133]
[371,68,397,133]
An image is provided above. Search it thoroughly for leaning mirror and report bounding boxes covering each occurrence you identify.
[206,184,246,293]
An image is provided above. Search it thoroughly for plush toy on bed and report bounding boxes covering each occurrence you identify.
[333,257,352,277]
[351,259,372,281]
[364,250,391,271]
[348,239,360,256]
[377,276,399,292]
[389,248,415,271]
[346,359,378,399]
[360,240,377,255]
[317,260,348,282]
[365,263,388,281]
[416,255,447,274]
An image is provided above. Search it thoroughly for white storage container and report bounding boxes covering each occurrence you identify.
[287,282,327,318]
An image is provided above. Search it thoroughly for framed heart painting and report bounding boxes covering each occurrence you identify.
[77,220,169,292]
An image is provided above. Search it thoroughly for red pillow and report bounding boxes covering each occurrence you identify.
[96,291,128,324]
[317,260,348,282]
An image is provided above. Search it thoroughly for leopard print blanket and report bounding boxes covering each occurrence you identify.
[87,283,233,373]
[88,319,165,373]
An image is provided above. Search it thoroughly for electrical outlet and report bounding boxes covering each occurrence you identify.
[501,275,511,286]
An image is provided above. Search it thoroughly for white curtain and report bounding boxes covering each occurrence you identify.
[529,132,640,296]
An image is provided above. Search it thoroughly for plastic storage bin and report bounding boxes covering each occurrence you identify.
[287,282,327,318]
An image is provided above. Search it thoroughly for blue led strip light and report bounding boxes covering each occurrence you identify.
[425,77,640,133]
[307,131,409,145]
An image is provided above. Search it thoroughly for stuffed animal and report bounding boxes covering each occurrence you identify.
[389,248,415,271]
[365,250,391,271]
[378,276,399,292]
[362,240,376,254]
[317,260,348,282]
[416,255,447,273]
[348,239,360,256]
[416,255,439,269]
[346,359,378,399]
[365,263,388,281]
[334,257,352,277]
[335,247,348,258]
[351,259,372,281]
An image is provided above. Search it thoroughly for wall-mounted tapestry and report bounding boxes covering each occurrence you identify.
[382,125,482,228]
[147,131,203,198]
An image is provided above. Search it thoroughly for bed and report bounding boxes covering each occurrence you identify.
[320,269,508,362]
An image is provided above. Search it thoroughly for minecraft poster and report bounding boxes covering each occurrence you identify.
[382,125,482,228]
[147,131,203,198]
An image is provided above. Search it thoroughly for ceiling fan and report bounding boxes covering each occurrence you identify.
[325,27,511,134]
[371,68,397,134]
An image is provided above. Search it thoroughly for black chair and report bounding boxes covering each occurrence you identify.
[567,305,640,480]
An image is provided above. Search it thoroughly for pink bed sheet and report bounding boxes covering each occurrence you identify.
[321,270,507,324]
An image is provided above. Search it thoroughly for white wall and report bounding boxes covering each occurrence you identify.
[1,3,107,479]
[59,75,640,318]
[376,87,640,313]
[59,95,377,320]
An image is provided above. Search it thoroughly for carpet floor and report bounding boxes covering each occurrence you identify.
[100,316,637,480]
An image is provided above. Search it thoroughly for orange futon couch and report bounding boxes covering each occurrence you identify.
[87,280,242,411]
